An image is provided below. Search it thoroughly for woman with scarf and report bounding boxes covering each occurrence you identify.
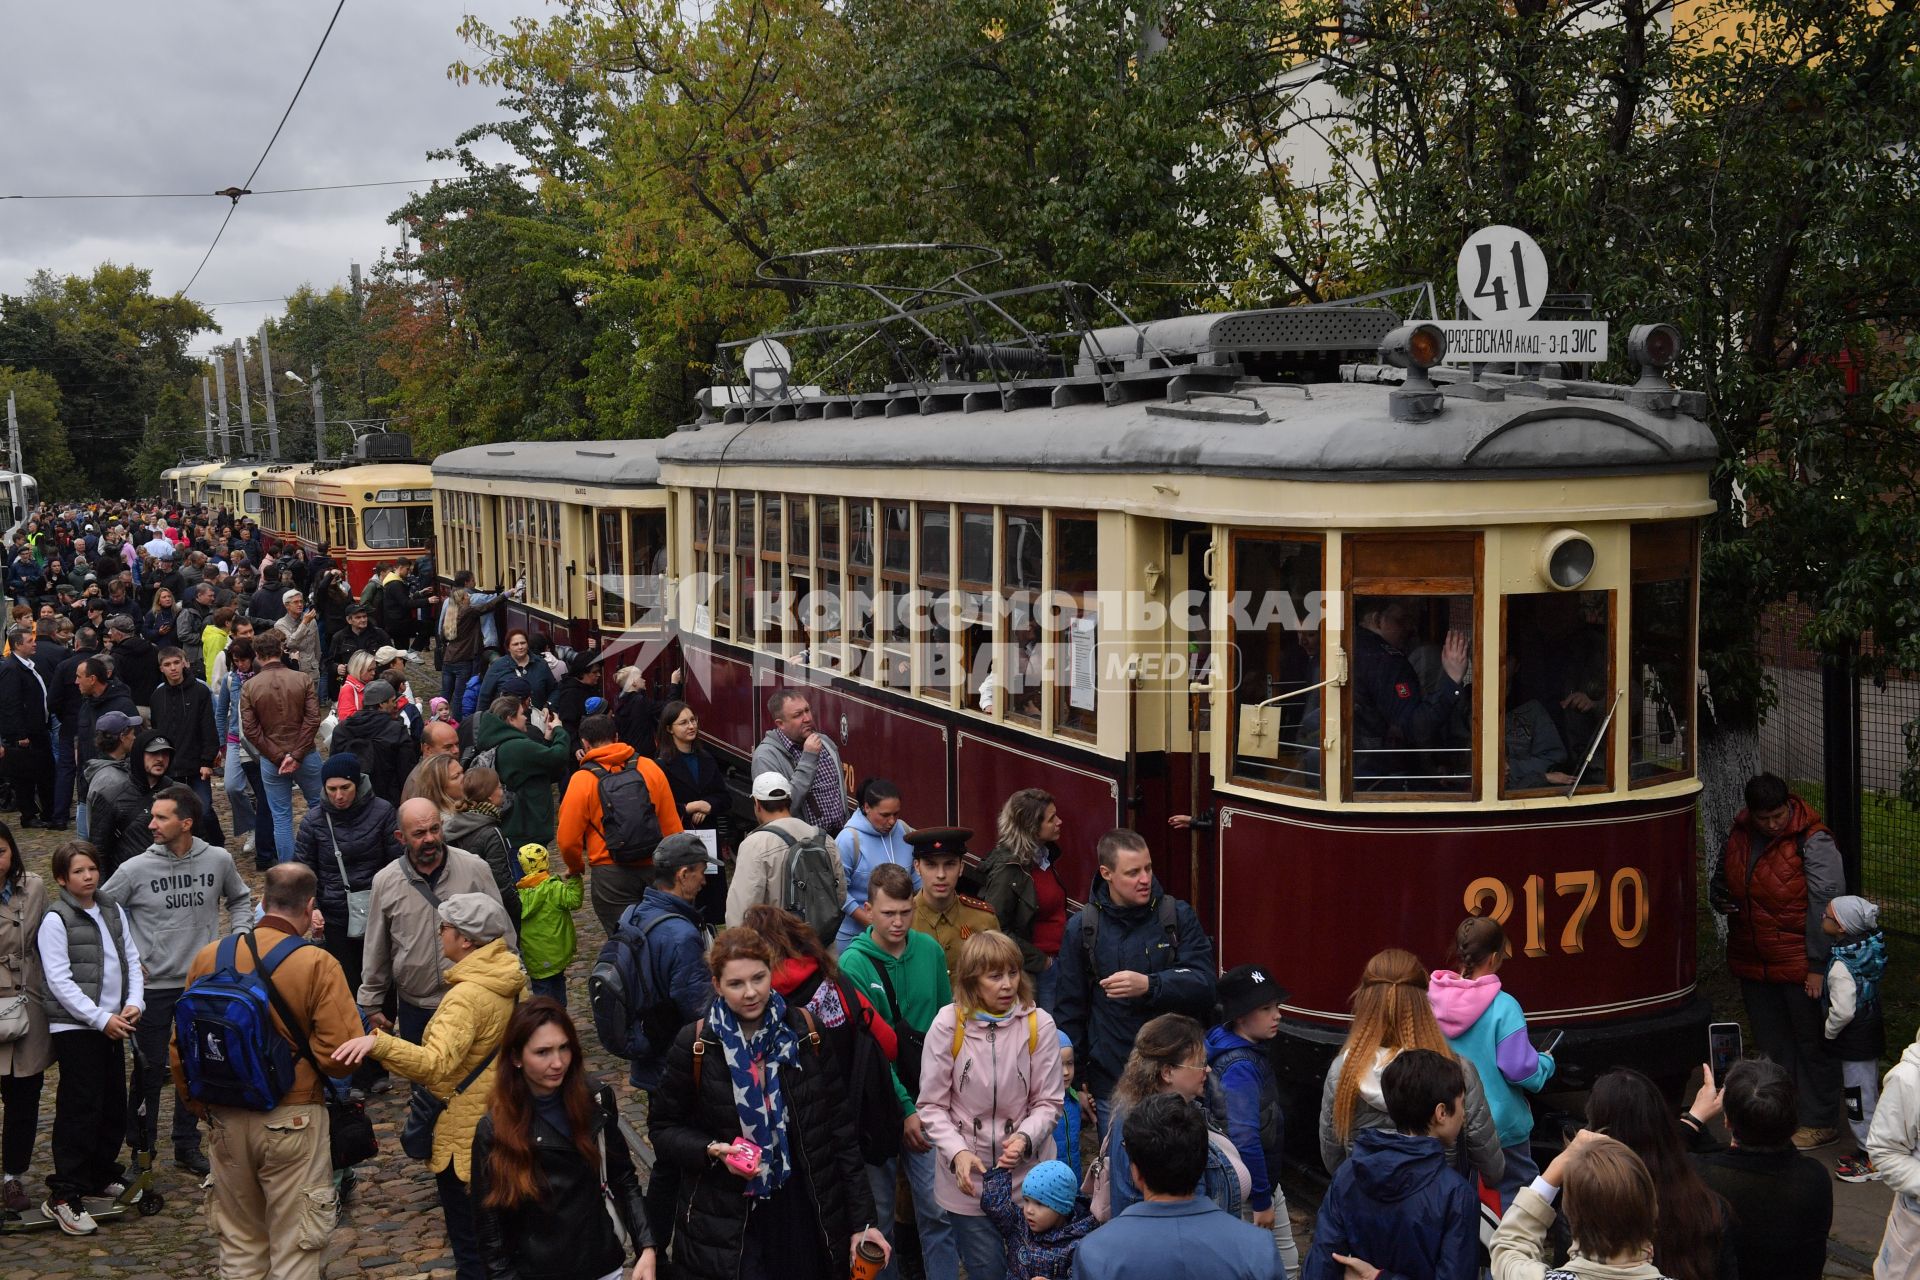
[648,927,887,1280]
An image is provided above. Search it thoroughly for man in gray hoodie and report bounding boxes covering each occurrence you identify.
[100,783,253,1177]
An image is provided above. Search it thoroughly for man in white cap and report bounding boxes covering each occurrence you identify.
[724,771,843,927]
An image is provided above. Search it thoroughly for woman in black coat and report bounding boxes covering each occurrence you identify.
[654,699,732,925]
[472,999,657,1280]
[647,928,887,1280]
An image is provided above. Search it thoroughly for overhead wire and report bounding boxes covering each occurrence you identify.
[0,177,453,202]
[182,0,349,296]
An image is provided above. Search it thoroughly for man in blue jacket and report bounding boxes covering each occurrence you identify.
[1054,829,1215,1136]
[1301,1049,1481,1280]
[1073,1093,1279,1280]
[619,833,714,1251]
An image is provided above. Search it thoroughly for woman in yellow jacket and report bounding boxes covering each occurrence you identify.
[335,892,525,1280]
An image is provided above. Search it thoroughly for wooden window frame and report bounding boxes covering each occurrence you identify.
[1340,530,1483,803]
[1225,531,1327,799]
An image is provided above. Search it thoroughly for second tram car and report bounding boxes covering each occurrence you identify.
[435,285,1714,1098]
[431,440,670,660]
[208,462,267,518]
[257,463,312,542]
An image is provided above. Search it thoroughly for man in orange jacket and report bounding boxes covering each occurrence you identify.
[556,712,684,936]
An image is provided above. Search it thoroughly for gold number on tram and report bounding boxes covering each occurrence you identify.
[1461,867,1646,955]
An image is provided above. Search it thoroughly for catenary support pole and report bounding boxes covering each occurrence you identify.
[258,322,281,459]
[311,365,326,463]
[234,343,255,455]
[212,354,232,457]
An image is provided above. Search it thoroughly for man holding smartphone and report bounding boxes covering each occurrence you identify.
[1709,772,1845,1149]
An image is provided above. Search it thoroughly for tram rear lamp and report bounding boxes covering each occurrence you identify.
[1540,529,1596,591]
[1627,324,1681,372]
[1380,323,1448,373]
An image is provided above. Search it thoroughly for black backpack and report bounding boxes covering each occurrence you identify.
[1081,893,1215,1022]
[588,911,683,1060]
[585,761,663,866]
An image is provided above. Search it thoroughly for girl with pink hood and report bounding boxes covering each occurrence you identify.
[1429,915,1556,1211]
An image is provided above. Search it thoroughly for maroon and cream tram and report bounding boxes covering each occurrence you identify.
[436,280,1714,1095]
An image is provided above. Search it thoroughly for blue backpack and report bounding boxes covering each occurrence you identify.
[587,908,682,1060]
[461,674,483,719]
[174,932,310,1112]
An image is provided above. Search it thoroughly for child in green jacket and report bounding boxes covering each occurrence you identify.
[515,842,583,1006]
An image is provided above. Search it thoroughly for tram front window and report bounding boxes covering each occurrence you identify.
[1229,534,1324,794]
[1503,591,1613,794]
[1629,521,1697,783]
[1350,595,1473,794]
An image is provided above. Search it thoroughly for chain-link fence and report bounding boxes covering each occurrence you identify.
[1759,601,1920,933]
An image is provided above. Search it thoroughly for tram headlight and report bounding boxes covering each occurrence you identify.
[1540,529,1596,591]
[1627,324,1681,372]
[1380,323,1447,372]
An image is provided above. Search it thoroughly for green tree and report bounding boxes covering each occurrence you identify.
[0,367,83,497]
[0,264,214,495]
[128,382,204,494]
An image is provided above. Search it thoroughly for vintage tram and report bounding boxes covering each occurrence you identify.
[292,439,434,593]
[257,463,312,542]
[432,280,1713,1094]
[431,439,669,660]
[207,462,267,518]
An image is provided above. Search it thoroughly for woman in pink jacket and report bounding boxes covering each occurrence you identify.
[919,929,1065,1280]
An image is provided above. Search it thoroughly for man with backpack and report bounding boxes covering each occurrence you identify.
[839,863,959,1280]
[588,832,713,1250]
[1054,828,1217,1142]
[171,863,362,1280]
[556,712,684,937]
[725,772,846,938]
[101,783,254,1178]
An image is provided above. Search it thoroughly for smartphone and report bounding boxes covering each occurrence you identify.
[1708,1022,1743,1088]
[1538,1029,1565,1055]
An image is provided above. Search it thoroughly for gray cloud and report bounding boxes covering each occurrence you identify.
[0,1,537,356]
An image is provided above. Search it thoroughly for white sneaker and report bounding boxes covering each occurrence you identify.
[99,1180,128,1200]
[43,1198,96,1235]
[243,835,257,858]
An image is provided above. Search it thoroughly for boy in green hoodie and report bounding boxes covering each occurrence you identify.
[514,842,583,1006]
[835,863,957,1280]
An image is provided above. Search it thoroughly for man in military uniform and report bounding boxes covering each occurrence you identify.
[908,827,999,980]
[1350,597,1468,788]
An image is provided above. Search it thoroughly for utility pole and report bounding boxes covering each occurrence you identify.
[200,375,215,455]
[212,355,233,458]
[349,260,369,415]
[311,364,326,463]
[257,321,281,459]
[5,391,19,474]
[234,342,256,455]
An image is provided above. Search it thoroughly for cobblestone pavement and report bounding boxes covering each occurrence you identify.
[0,738,639,1278]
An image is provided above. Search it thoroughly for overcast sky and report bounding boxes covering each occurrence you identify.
[0,1,542,358]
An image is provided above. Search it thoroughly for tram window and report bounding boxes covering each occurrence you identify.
[958,510,994,708]
[244,492,262,514]
[811,498,842,669]
[631,510,665,616]
[408,506,434,547]
[762,495,782,555]
[737,493,760,644]
[599,510,627,627]
[918,505,954,696]
[1345,533,1478,798]
[760,494,787,650]
[1503,591,1612,796]
[1629,521,1697,783]
[878,505,912,687]
[363,507,410,549]
[695,492,711,545]
[996,510,1044,725]
[847,500,874,663]
[1228,535,1324,795]
[1052,514,1099,739]
[789,495,810,559]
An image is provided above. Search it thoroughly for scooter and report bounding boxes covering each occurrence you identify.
[1,1039,165,1232]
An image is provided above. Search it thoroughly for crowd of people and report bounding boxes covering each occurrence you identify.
[0,496,1912,1280]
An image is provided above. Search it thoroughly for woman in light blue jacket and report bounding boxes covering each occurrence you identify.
[833,778,915,949]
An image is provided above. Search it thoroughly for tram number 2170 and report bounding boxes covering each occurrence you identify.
[1463,868,1649,957]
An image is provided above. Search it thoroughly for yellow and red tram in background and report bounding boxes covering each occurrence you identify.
[293,440,434,593]
[434,293,1714,1100]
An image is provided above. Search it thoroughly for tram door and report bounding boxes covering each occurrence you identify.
[1157,521,1215,918]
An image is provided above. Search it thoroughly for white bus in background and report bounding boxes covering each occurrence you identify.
[0,470,38,543]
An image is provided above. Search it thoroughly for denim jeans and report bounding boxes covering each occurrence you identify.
[52,718,75,825]
[528,974,566,1006]
[1494,1139,1540,1214]
[868,1143,958,1280]
[260,750,323,865]
[435,1166,485,1280]
[1035,959,1059,1015]
[440,659,475,708]
[183,774,226,848]
[224,749,275,860]
[950,1213,1008,1280]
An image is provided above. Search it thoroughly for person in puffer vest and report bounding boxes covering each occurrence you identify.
[1428,915,1553,1212]
[1708,772,1846,1146]
[1821,894,1887,1183]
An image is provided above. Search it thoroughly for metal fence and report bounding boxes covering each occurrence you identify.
[1759,601,1920,933]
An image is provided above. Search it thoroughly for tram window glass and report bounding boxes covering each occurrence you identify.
[1629,521,1697,783]
[1228,534,1324,795]
[917,505,954,696]
[407,506,434,547]
[630,510,665,616]
[244,492,262,514]
[762,495,782,555]
[1502,591,1613,796]
[999,510,1044,726]
[789,495,810,559]
[1345,533,1478,798]
[878,504,912,687]
[1052,514,1099,739]
[759,494,786,649]
[363,507,411,549]
[847,500,874,663]
[784,497,812,657]
[811,498,842,668]
[736,493,761,644]
[599,510,627,627]
[958,510,994,708]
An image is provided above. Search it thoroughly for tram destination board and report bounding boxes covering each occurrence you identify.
[1436,318,1610,363]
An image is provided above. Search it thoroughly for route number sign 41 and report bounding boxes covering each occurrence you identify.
[1444,225,1608,363]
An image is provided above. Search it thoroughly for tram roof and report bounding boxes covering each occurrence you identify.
[297,462,434,497]
[433,439,663,487]
[656,377,1717,482]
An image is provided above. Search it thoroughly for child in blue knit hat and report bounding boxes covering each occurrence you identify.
[1049,1028,1094,1179]
[979,1159,1097,1279]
